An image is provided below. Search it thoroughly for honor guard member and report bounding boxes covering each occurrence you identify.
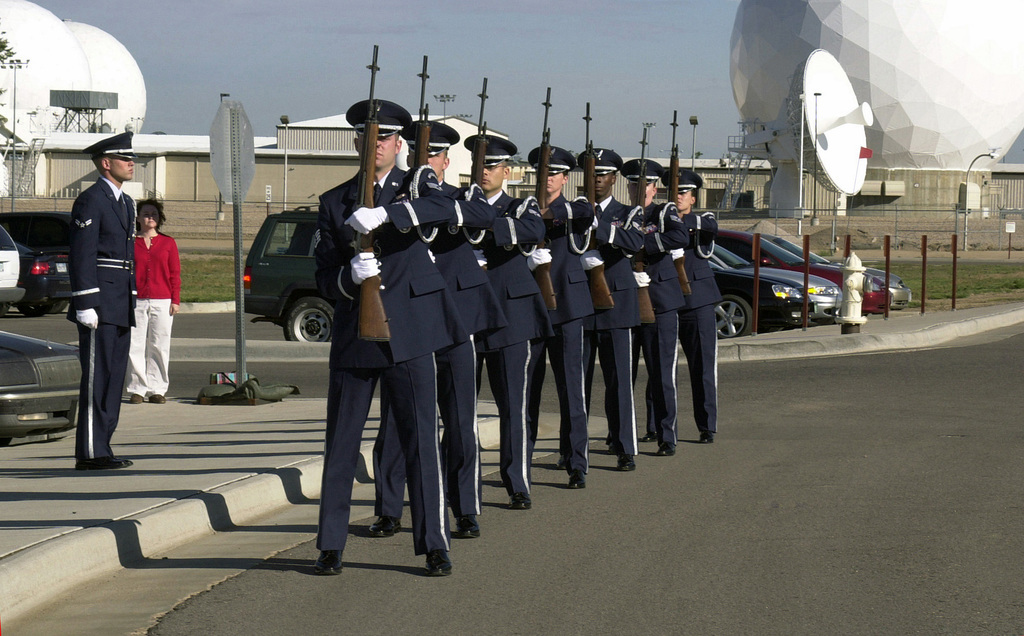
[578,149,645,471]
[68,131,138,470]
[622,159,690,457]
[313,99,468,577]
[525,145,595,489]
[469,134,552,510]
[371,121,504,541]
[666,169,722,443]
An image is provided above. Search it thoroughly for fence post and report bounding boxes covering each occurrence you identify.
[884,235,891,321]
[920,235,927,315]
[951,234,958,311]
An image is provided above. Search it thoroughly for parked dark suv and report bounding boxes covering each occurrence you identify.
[0,212,73,317]
[245,209,332,342]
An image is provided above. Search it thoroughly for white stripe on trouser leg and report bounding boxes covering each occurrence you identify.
[577,323,588,465]
[627,334,637,450]
[430,353,450,551]
[87,328,96,459]
[713,328,719,430]
[670,318,679,439]
[469,335,480,515]
[519,342,531,493]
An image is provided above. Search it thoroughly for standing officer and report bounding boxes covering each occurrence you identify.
[469,133,552,510]
[623,159,690,457]
[313,99,467,577]
[370,121,504,541]
[579,148,645,471]
[666,169,722,443]
[68,131,138,470]
[525,146,595,489]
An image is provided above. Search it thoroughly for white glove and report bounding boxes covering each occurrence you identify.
[76,308,99,329]
[474,249,487,268]
[346,206,388,234]
[580,250,604,271]
[633,271,651,288]
[670,248,686,260]
[527,248,552,272]
[350,252,381,285]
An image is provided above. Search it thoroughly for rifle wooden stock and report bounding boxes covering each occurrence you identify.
[668,119,693,296]
[581,149,614,310]
[357,118,390,341]
[635,253,656,324]
[413,120,432,168]
[534,141,557,310]
[471,136,487,187]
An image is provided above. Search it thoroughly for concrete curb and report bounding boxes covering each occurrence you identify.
[0,414,508,623]
[719,305,1024,362]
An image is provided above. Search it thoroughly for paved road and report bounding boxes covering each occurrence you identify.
[130,324,1024,635]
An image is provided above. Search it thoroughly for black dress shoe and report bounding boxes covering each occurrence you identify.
[555,455,567,470]
[568,469,586,489]
[368,515,401,537]
[313,550,342,575]
[699,431,715,444]
[508,492,532,510]
[425,549,452,576]
[639,432,658,443]
[655,442,676,457]
[75,456,133,471]
[617,454,636,471]
[453,515,480,539]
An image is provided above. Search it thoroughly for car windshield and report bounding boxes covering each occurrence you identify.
[767,235,832,264]
[751,236,806,266]
[713,244,753,268]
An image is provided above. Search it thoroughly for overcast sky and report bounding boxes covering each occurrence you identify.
[24,0,1024,163]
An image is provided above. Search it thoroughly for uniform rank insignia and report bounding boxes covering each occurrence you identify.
[75,218,93,228]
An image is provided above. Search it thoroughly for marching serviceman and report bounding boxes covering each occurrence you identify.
[666,168,722,443]
[470,133,552,510]
[370,121,505,541]
[68,131,138,471]
[579,148,645,471]
[313,99,468,577]
[623,159,690,457]
[525,146,595,489]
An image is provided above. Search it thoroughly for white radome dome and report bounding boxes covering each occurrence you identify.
[730,0,1024,170]
[0,0,92,138]
[64,21,147,133]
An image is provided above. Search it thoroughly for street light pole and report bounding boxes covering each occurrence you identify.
[689,115,698,170]
[812,92,821,225]
[433,94,455,118]
[2,59,28,213]
[280,115,289,211]
[963,149,1000,251]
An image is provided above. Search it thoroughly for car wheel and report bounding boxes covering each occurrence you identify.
[283,296,333,342]
[0,437,11,447]
[47,300,70,314]
[16,302,57,318]
[715,294,753,339]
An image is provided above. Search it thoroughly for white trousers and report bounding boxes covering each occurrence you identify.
[127,298,174,396]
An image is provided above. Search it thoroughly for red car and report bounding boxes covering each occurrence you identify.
[715,230,889,314]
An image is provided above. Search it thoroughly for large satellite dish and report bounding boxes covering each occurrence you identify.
[737,49,872,217]
[802,49,873,196]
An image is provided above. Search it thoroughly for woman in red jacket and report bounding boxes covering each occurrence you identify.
[127,199,181,404]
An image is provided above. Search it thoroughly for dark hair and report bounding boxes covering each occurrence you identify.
[136,198,166,231]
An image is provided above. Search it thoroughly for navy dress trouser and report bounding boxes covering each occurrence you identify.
[530,318,588,474]
[482,340,533,495]
[75,323,130,461]
[633,309,680,447]
[678,304,719,435]
[318,353,448,556]
[585,327,638,456]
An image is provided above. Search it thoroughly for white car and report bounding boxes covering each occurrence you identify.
[0,224,25,315]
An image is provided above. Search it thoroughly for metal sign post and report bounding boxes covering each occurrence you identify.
[209,100,255,385]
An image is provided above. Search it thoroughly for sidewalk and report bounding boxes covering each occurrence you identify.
[2,302,1023,623]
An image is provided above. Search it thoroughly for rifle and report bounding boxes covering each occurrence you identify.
[470,78,488,188]
[581,102,614,309]
[533,87,557,310]
[413,55,432,168]
[356,45,390,341]
[669,110,693,295]
[634,126,656,324]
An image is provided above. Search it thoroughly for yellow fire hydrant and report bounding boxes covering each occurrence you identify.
[837,252,868,334]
